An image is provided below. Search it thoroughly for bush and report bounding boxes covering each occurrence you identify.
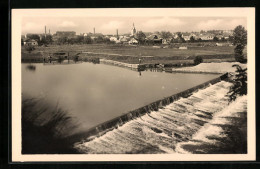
[25,45,35,53]
[228,64,247,102]
[194,56,203,65]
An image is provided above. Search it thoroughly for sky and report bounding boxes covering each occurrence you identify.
[22,16,247,35]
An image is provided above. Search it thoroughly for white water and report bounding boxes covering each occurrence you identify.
[74,81,237,154]
[175,95,247,154]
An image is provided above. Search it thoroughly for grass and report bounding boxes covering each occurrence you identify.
[22,96,80,154]
[21,43,235,64]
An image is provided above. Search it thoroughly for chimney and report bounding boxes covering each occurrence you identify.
[94,27,95,34]
[49,29,50,34]
[116,29,119,39]
[45,26,46,34]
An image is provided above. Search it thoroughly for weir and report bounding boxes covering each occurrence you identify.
[100,59,146,71]
[71,73,229,143]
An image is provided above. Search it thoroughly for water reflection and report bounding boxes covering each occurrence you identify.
[26,64,36,71]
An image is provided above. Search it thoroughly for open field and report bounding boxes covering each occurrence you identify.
[22,43,236,64]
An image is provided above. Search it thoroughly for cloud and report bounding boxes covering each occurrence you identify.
[22,22,45,33]
[59,21,77,27]
[100,21,125,32]
[141,17,185,31]
[229,18,247,29]
[195,18,246,30]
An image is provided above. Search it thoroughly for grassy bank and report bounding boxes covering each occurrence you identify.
[21,43,235,64]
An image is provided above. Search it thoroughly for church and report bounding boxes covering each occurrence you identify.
[131,23,137,36]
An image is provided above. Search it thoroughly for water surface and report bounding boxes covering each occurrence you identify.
[22,62,219,134]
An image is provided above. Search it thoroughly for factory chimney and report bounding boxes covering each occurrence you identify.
[116,29,119,40]
[94,27,95,35]
[44,26,47,37]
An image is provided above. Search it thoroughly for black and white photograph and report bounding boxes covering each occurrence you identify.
[11,8,255,161]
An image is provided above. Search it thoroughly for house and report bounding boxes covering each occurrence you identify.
[128,38,138,44]
[216,35,224,40]
[182,33,191,41]
[162,39,170,44]
[24,39,38,46]
[223,32,232,39]
[110,37,118,42]
[146,34,162,44]
[119,36,130,43]
[199,33,214,41]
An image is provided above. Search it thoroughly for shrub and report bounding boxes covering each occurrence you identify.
[194,56,203,65]
[25,45,35,53]
[22,97,79,154]
[228,64,247,102]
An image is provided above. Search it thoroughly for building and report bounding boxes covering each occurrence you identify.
[55,31,76,38]
[24,39,38,46]
[199,33,215,41]
[131,23,137,36]
[129,38,138,44]
[119,36,130,43]
[182,33,192,41]
[146,34,162,44]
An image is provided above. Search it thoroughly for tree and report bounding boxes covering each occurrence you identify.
[136,31,146,44]
[176,32,185,43]
[45,35,53,44]
[194,56,203,65]
[161,31,172,39]
[57,37,68,45]
[228,64,247,102]
[26,34,40,42]
[76,35,84,44]
[233,25,247,63]
[25,45,35,53]
[83,36,93,44]
[213,36,219,42]
[190,36,195,42]
[94,36,105,43]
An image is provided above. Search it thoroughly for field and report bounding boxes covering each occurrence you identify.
[22,43,236,65]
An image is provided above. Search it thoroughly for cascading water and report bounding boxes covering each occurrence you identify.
[74,81,242,154]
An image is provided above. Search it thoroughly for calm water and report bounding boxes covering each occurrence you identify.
[22,62,218,134]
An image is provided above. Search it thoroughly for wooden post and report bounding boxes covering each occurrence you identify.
[68,52,70,63]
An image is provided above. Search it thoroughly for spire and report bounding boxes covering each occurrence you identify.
[133,23,135,28]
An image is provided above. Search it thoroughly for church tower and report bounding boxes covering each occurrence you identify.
[131,23,136,36]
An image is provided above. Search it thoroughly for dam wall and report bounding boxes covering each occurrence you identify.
[71,73,229,142]
[100,59,146,71]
